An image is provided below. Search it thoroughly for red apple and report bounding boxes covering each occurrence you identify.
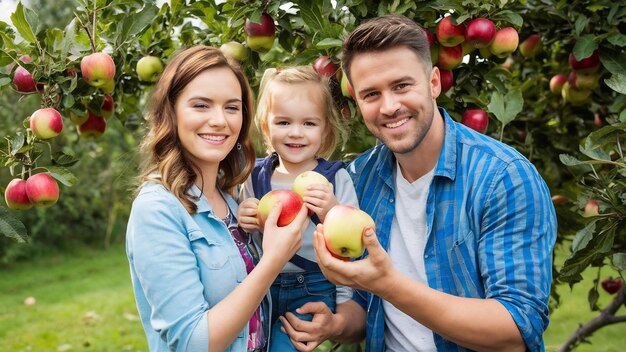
[518,34,542,58]
[430,44,440,66]
[439,68,453,93]
[569,50,600,72]
[601,278,624,294]
[257,190,304,227]
[461,109,489,134]
[425,28,436,48]
[323,204,375,258]
[30,108,64,140]
[292,171,331,198]
[78,112,107,140]
[583,199,599,217]
[220,41,249,62]
[436,16,465,47]
[25,173,59,208]
[245,12,276,52]
[488,27,519,58]
[81,52,116,87]
[549,73,568,94]
[101,94,114,120]
[436,44,463,70]
[136,56,164,83]
[313,56,338,78]
[4,178,33,210]
[12,55,38,93]
[465,18,496,49]
[69,110,88,126]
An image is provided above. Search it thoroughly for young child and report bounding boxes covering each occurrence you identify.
[237,66,359,351]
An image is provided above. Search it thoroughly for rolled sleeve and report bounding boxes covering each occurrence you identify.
[127,187,210,351]
[480,159,556,351]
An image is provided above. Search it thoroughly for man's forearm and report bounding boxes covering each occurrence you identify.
[328,300,366,344]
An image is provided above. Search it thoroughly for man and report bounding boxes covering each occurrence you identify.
[280,15,556,352]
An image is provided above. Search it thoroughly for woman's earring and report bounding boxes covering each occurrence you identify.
[236,142,242,150]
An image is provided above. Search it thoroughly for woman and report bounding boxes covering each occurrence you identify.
[126,45,308,352]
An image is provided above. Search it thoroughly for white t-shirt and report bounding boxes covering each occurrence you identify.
[383,162,436,351]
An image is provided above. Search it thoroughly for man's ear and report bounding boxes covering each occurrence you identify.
[430,66,442,99]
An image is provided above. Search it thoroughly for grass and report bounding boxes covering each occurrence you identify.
[0,244,623,351]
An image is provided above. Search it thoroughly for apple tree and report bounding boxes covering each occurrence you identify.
[0,0,625,349]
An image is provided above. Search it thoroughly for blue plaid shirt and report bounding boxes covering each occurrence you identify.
[347,108,556,352]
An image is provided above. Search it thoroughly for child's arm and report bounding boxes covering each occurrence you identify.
[237,198,261,233]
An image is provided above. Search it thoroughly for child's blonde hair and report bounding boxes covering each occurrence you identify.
[255,65,344,159]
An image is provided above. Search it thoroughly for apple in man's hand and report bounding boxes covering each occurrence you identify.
[81,52,116,87]
[136,56,164,83]
[30,108,64,140]
[257,190,304,227]
[5,179,33,210]
[323,205,375,259]
[25,173,59,208]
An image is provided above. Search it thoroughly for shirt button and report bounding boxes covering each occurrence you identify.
[390,199,394,203]
[424,254,429,258]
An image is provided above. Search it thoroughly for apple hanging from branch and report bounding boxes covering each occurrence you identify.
[436,16,465,47]
[488,27,519,58]
[461,109,489,134]
[136,56,164,83]
[78,112,107,140]
[464,18,496,49]
[5,179,34,210]
[245,12,276,52]
[30,108,64,140]
[220,41,249,62]
[312,55,338,78]
[25,173,59,208]
[81,52,116,87]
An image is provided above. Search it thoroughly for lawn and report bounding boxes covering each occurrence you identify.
[0,244,623,351]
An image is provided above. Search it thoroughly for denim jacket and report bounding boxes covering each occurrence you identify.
[126,181,271,351]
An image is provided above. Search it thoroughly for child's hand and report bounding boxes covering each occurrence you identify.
[237,198,260,233]
[302,183,338,223]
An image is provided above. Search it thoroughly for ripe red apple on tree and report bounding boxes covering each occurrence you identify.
[518,34,542,58]
[101,94,115,120]
[78,112,107,140]
[601,278,624,294]
[292,171,331,199]
[4,179,33,210]
[569,50,600,72]
[438,68,453,93]
[30,108,63,140]
[257,190,304,228]
[312,56,338,78]
[436,44,463,70]
[220,41,249,62]
[136,56,164,83]
[12,55,37,93]
[424,28,439,65]
[567,71,600,90]
[322,204,375,259]
[461,109,489,134]
[436,16,465,47]
[583,199,599,217]
[25,173,59,208]
[488,27,519,58]
[68,110,88,126]
[464,18,496,49]
[81,52,116,87]
[549,73,568,95]
[245,12,276,52]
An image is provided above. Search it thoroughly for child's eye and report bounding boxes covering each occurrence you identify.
[304,121,318,127]
[275,121,289,126]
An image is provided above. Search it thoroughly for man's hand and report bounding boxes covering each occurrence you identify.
[313,224,399,299]
[279,301,335,352]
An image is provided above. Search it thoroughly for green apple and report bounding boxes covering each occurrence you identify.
[136,56,164,82]
[292,171,331,198]
[561,81,591,106]
[220,41,249,62]
[341,71,355,99]
[323,205,375,258]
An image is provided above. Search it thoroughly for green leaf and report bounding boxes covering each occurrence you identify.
[315,38,343,49]
[119,3,159,45]
[0,31,17,49]
[607,33,626,47]
[0,76,11,88]
[51,151,79,167]
[600,50,626,76]
[559,154,582,166]
[587,286,599,311]
[46,166,77,187]
[487,91,505,124]
[613,252,626,270]
[0,206,29,243]
[604,73,626,95]
[572,222,596,252]
[574,15,589,37]
[299,4,325,33]
[488,89,523,126]
[9,2,37,44]
[60,19,76,62]
[572,35,598,61]
[9,132,25,156]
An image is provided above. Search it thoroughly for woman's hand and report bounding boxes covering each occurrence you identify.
[260,203,309,266]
